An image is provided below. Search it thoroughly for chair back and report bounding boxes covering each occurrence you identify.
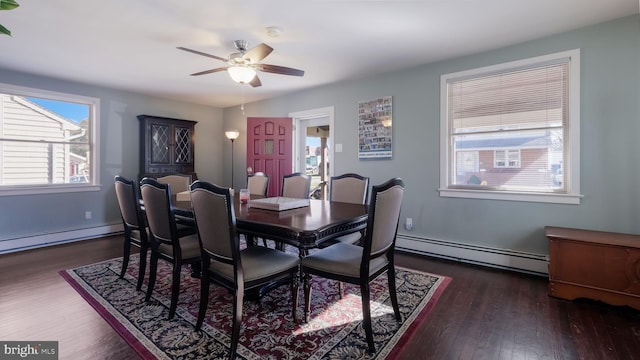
[329,173,369,204]
[140,178,178,248]
[281,172,311,199]
[362,178,405,258]
[114,175,144,229]
[157,174,192,194]
[247,172,269,196]
[190,181,237,265]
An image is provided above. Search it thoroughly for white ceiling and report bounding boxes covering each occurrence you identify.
[0,1,637,108]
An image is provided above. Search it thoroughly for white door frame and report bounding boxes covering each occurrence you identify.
[289,106,334,176]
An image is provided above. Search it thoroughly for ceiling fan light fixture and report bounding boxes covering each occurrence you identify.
[227,66,256,84]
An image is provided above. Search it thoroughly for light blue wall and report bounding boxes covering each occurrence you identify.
[0,69,224,244]
[1,15,637,256]
[224,15,640,256]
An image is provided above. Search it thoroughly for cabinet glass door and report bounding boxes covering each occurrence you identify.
[151,123,170,164]
[174,126,192,163]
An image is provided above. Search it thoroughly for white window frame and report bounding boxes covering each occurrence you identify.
[0,83,101,195]
[439,49,582,204]
[494,149,521,168]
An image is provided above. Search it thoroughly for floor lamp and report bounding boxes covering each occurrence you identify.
[225,130,240,189]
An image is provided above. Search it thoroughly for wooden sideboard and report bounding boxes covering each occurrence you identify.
[545,226,640,310]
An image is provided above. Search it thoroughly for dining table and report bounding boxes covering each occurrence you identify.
[172,194,369,254]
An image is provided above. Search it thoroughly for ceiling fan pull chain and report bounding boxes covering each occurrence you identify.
[240,85,245,114]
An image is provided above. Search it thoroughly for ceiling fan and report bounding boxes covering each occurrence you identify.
[177,40,305,87]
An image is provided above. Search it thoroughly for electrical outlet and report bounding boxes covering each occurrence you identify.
[85,211,92,220]
[405,218,413,231]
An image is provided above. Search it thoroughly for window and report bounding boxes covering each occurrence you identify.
[0,83,100,195]
[439,49,581,204]
[494,149,521,168]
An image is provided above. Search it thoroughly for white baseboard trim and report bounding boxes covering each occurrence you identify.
[0,224,124,255]
[1,227,549,276]
[396,234,549,276]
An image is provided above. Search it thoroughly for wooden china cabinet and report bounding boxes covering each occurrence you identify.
[137,114,197,179]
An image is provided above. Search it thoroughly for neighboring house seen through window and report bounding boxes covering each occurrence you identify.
[439,49,581,204]
[0,83,99,194]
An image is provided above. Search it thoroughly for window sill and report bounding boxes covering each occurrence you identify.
[0,184,102,196]
[438,188,582,204]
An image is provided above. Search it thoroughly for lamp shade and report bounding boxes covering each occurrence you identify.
[227,66,257,84]
[225,130,240,140]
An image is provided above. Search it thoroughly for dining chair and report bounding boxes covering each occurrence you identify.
[247,172,270,246]
[247,172,269,196]
[140,177,201,320]
[157,173,192,194]
[325,173,370,246]
[321,173,371,296]
[301,178,405,353]
[281,172,311,199]
[114,175,149,291]
[190,180,300,360]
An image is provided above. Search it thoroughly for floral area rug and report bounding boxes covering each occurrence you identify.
[60,252,450,359]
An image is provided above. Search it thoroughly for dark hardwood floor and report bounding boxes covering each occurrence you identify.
[1,236,639,359]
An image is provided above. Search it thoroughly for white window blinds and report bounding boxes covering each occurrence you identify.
[446,61,569,193]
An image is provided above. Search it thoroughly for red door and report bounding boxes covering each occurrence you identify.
[246,117,293,197]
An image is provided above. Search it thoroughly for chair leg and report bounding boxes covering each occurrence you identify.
[303,273,312,323]
[229,284,244,360]
[145,252,158,302]
[120,238,131,279]
[387,267,402,321]
[338,281,343,299]
[168,261,182,320]
[291,271,299,323]
[360,281,376,353]
[195,272,210,331]
[136,244,148,291]
[190,261,202,279]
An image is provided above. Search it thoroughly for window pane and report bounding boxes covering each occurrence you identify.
[452,129,561,192]
[447,61,568,193]
[0,91,93,187]
[450,64,567,134]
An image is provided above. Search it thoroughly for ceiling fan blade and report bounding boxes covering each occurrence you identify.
[177,47,227,62]
[249,75,262,87]
[258,64,305,77]
[242,43,273,63]
[190,67,229,76]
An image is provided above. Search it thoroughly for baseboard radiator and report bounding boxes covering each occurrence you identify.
[396,234,549,276]
[0,224,124,255]
[1,227,549,277]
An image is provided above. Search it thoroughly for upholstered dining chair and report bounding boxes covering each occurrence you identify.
[190,180,300,360]
[247,172,270,247]
[140,177,201,320]
[281,172,311,199]
[325,173,370,246]
[114,175,149,291]
[247,172,269,196]
[157,173,192,194]
[301,178,405,353]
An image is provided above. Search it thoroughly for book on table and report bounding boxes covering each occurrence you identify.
[248,197,310,211]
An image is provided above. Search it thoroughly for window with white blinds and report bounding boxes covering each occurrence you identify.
[439,49,582,204]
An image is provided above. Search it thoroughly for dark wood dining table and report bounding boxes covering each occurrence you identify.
[173,194,369,252]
